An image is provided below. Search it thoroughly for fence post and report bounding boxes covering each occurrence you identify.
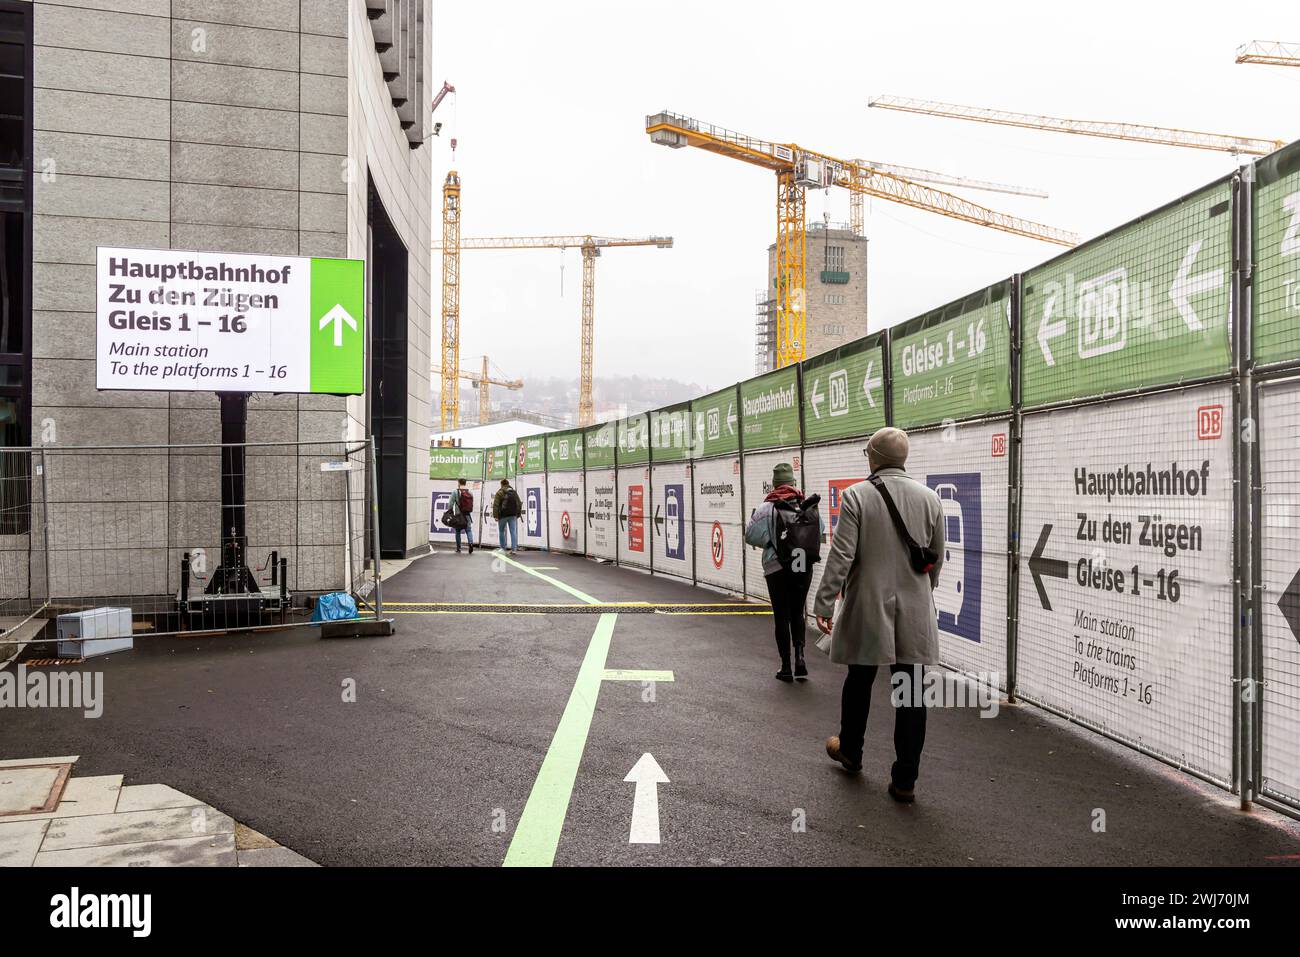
[1006,274,1023,703]
[1231,165,1255,809]
[38,446,51,607]
[368,434,384,619]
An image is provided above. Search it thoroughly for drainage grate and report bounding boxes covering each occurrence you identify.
[23,658,86,667]
[384,602,769,615]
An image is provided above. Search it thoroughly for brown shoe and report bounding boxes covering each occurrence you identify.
[887,783,915,804]
[825,736,862,774]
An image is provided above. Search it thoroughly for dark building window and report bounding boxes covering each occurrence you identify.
[0,1,31,537]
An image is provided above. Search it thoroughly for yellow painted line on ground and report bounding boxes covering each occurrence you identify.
[600,669,675,682]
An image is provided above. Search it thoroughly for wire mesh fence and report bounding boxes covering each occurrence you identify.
[0,439,380,644]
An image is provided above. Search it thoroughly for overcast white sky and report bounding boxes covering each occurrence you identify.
[432,0,1298,393]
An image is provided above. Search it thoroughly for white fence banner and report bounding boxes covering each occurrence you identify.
[742,449,800,601]
[1258,379,1300,807]
[651,463,693,580]
[692,456,745,594]
[906,419,1011,686]
[802,441,871,617]
[585,468,618,562]
[617,465,652,570]
[517,472,548,550]
[546,472,585,555]
[1017,386,1235,784]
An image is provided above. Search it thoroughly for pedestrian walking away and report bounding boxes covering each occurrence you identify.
[493,478,522,554]
[744,461,825,683]
[813,426,945,803]
[451,478,475,554]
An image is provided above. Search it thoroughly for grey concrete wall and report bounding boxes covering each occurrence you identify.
[16,0,435,600]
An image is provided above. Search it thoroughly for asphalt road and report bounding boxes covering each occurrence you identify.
[2,547,1298,866]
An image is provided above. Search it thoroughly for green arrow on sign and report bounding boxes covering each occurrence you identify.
[310,258,365,394]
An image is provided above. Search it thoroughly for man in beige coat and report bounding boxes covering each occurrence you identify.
[814,426,945,803]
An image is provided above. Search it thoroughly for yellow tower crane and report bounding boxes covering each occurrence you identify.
[431,235,672,427]
[867,95,1285,156]
[1236,40,1300,67]
[645,111,1075,368]
[846,160,1049,236]
[430,355,524,426]
[439,171,462,430]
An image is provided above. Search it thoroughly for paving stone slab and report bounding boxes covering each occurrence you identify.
[115,783,203,813]
[42,804,234,852]
[236,846,317,867]
[34,831,236,867]
[0,820,50,867]
[1,774,123,822]
[0,766,64,816]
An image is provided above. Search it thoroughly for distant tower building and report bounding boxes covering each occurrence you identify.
[757,222,868,372]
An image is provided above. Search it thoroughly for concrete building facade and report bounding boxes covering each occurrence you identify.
[1,0,434,613]
[758,223,868,372]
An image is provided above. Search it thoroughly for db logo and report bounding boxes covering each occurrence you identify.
[1197,405,1223,440]
[991,433,1007,458]
[710,522,725,569]
[560,511,572,540]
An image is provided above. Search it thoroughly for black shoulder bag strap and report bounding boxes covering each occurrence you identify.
[868,474,939,575]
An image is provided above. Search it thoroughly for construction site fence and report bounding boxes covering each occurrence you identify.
[429,144,1300,816]
[1,439,384,646]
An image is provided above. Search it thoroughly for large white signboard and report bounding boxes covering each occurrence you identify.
[585,468,618,561]
[651,463,693,581]
[617,466,651,570]
[908,419,1011,686]
[546,472,585,555]
[692,456,745,594]
[1258,380,1300,807]
[96,246,364,394]
[1017,386,1235,783]
[742,449,800,601]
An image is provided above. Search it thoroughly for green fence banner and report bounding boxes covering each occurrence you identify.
[1022,180,1233,407]
[617,413,650,466]
[651,402,692,462]
[546,428,585,471]
[740,366,800,450]
[517,435,546,473]
[1254,142,1300,365]
[891,281,1012,429]
[690,385,740,458]
[801,334,886,443]
[429,447,484,480]
[485,445,514,481]
[584,421,617,469]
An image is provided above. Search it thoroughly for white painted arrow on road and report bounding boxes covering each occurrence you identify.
[1037,291,1066,367]
[624,752,669,844]
[1169,240,1224,332]
[863,360,882,409]
[319,303,357,347]
[809,378,825,419]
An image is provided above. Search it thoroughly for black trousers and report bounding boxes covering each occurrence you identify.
[839,663,927,789]
[764,567,812,666]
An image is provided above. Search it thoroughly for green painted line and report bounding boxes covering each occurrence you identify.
[504,612,617,868]
[600,669,675,682]
[495,551,600,605]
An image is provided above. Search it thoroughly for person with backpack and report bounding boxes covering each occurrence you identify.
[492,478,522,554]
[451,478,475,555]
[744,462,825,683]
[813,426,945,804]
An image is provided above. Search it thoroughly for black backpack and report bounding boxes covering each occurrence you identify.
[772,493,822,571]
[500,487,521,517]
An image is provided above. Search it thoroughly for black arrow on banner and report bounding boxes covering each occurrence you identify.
[654,504,664,533]
[1028,524,1069,612]
[1280,567,1300,645]
[618,503,627,531]
[587,503,595,528]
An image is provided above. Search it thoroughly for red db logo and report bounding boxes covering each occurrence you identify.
[1197,405,1223,440]
[991,433,1007,457]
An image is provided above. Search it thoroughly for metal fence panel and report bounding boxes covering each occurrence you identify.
[584,467,618,561]
[616,464,651,569]
[1256,378,1300,808]
[546,470,585,555]
[650,462,692,580]
[1015,386,1236,785]
[907,419,1012,688]
[691,455,744,594]
[0,448,45,621]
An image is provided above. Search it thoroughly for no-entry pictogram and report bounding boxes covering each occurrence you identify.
[561,511,572,540]
[710,521,725,569]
